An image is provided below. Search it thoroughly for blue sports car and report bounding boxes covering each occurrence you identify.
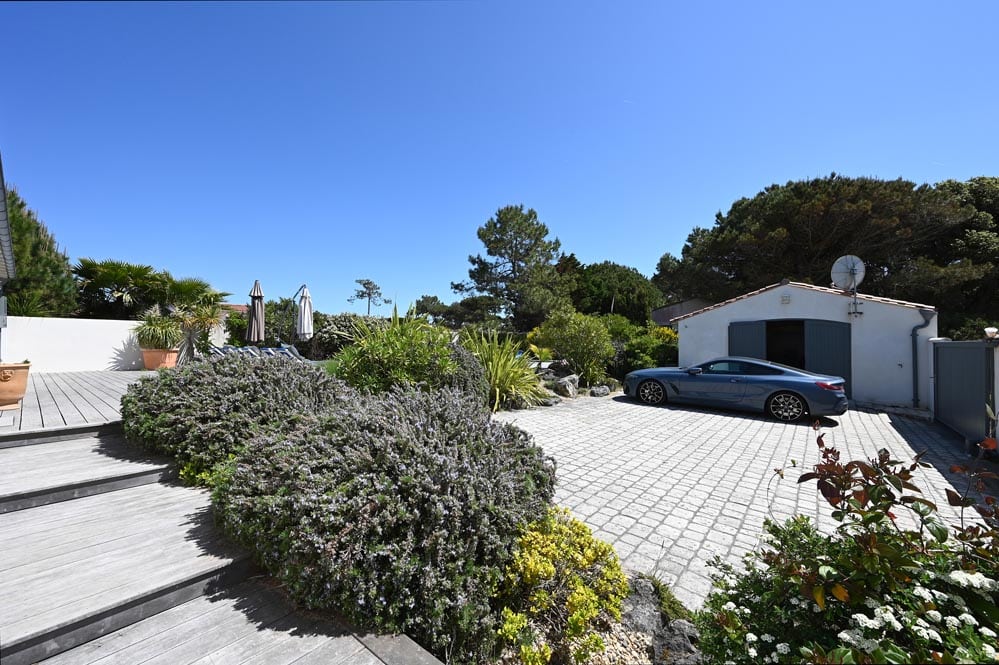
[623,356,849,421]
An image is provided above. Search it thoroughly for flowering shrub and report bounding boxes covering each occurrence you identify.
[120,354,353,481]
[213,387,555,664]
[497,507,630,664]
[697,432,999,664]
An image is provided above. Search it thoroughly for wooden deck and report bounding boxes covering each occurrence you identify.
[0,371,150,434]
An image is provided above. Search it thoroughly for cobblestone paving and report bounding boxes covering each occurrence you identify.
[493,396,982,611]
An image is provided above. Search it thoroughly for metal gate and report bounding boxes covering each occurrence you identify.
[728,319,852,396]
[933,341,995,442]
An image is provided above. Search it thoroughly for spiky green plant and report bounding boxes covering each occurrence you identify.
[461,328,549,412]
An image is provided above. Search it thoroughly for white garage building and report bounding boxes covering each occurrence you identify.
[673,280,938,410]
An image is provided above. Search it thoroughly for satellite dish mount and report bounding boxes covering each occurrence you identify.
[831,255,866,317]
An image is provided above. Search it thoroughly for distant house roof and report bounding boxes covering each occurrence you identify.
[223,303,249,314]
[0,150,16,285]
[651,299,714,326]
[672,280,936,323]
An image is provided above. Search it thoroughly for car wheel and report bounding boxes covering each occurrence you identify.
[767,391,806,421]
[637,379,666,405]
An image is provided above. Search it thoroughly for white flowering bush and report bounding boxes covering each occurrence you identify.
[697,433,999,664]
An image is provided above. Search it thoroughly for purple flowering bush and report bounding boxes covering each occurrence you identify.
[213,387,556,663]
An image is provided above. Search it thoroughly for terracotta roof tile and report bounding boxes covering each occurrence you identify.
[672,280,935,322]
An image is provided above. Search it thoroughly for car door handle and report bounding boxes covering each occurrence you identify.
[730,378,742,383]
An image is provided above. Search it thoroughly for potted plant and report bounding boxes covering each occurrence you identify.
[134,314,184,369]
[0,359,30,410]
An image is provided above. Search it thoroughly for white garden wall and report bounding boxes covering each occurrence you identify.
[0,316,144,372]
[676,283,938,410]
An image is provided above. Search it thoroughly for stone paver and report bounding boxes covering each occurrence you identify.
[493,396,985,611]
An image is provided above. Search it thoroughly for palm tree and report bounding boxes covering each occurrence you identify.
[74,258,160,319]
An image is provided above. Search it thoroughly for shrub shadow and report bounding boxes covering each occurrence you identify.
[179,506,371,652]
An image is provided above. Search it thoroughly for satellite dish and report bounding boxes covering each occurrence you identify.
[831,255,866,292]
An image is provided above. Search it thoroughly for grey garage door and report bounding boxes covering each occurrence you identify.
[934,341,994,442]
[804,320,852,397]
[728,319,852,396]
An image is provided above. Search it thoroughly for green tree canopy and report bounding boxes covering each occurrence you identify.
[414,294,503,329]
[348,278,391,316]
[571,261,663,324]
[453,204,570,331]
[653,174,997,336]
[3,187,77,316]
[75,258,226,320]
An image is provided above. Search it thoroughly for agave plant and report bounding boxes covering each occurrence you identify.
[461,328,549,412]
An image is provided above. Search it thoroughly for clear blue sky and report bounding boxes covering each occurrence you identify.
[2,1,996,315]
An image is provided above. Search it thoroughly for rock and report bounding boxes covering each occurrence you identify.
[590,385,611,397]
[622,577,662,634]
[540,396,562,407]
[554,374,579,398]
[657,619,700,664]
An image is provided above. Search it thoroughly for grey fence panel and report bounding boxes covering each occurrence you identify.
[934,341,993,442]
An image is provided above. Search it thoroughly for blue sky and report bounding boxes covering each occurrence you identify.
[2,1,996,315]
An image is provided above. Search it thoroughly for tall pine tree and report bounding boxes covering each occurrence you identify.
[3,188,77,316]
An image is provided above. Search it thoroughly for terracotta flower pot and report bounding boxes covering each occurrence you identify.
[0,362,30,410]
[141,349,179,370]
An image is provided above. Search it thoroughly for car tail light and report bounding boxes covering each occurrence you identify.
[815,381,844,391]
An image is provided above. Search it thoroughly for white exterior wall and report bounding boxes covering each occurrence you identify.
[0,316,144,372]
[677,284,937,409]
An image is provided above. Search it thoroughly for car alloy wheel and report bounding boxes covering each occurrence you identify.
[637,379,666,405]
[768,392,805,421]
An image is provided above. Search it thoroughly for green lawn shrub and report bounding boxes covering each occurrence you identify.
[120,355,354,482]
[306,312,389,359]
[529,307,614,386]
[213,387,556,663]
[697,432,999,664]
[461,328,549,411]
[497,507,630,665]
[329,308,458,393]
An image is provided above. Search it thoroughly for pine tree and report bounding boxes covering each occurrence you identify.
[3,187,77,316]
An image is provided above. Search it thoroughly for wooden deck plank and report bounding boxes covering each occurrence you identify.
[43,375,114,424]
[0,371,149,435]
[0,436,167,499]
[0,484,245,646]
[37,585,235,664]
[57,373,131,420]
[288,638,381,665]
[15,374,45,430]
[36,374,90,428]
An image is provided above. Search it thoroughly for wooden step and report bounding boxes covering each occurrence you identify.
[0,483,253,665]
[0,434,174,513]
[37,579,444,665]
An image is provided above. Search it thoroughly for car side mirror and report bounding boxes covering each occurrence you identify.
[687,367,702,375]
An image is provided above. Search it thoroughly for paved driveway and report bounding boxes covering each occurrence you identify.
[493,396,980,610]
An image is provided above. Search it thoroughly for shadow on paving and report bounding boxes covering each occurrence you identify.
[884,411,999,506]
[610,394,843,429]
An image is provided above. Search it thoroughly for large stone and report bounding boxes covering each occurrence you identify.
[554,374,579,398]
[622,577,662,634]
[590,385,611,397]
